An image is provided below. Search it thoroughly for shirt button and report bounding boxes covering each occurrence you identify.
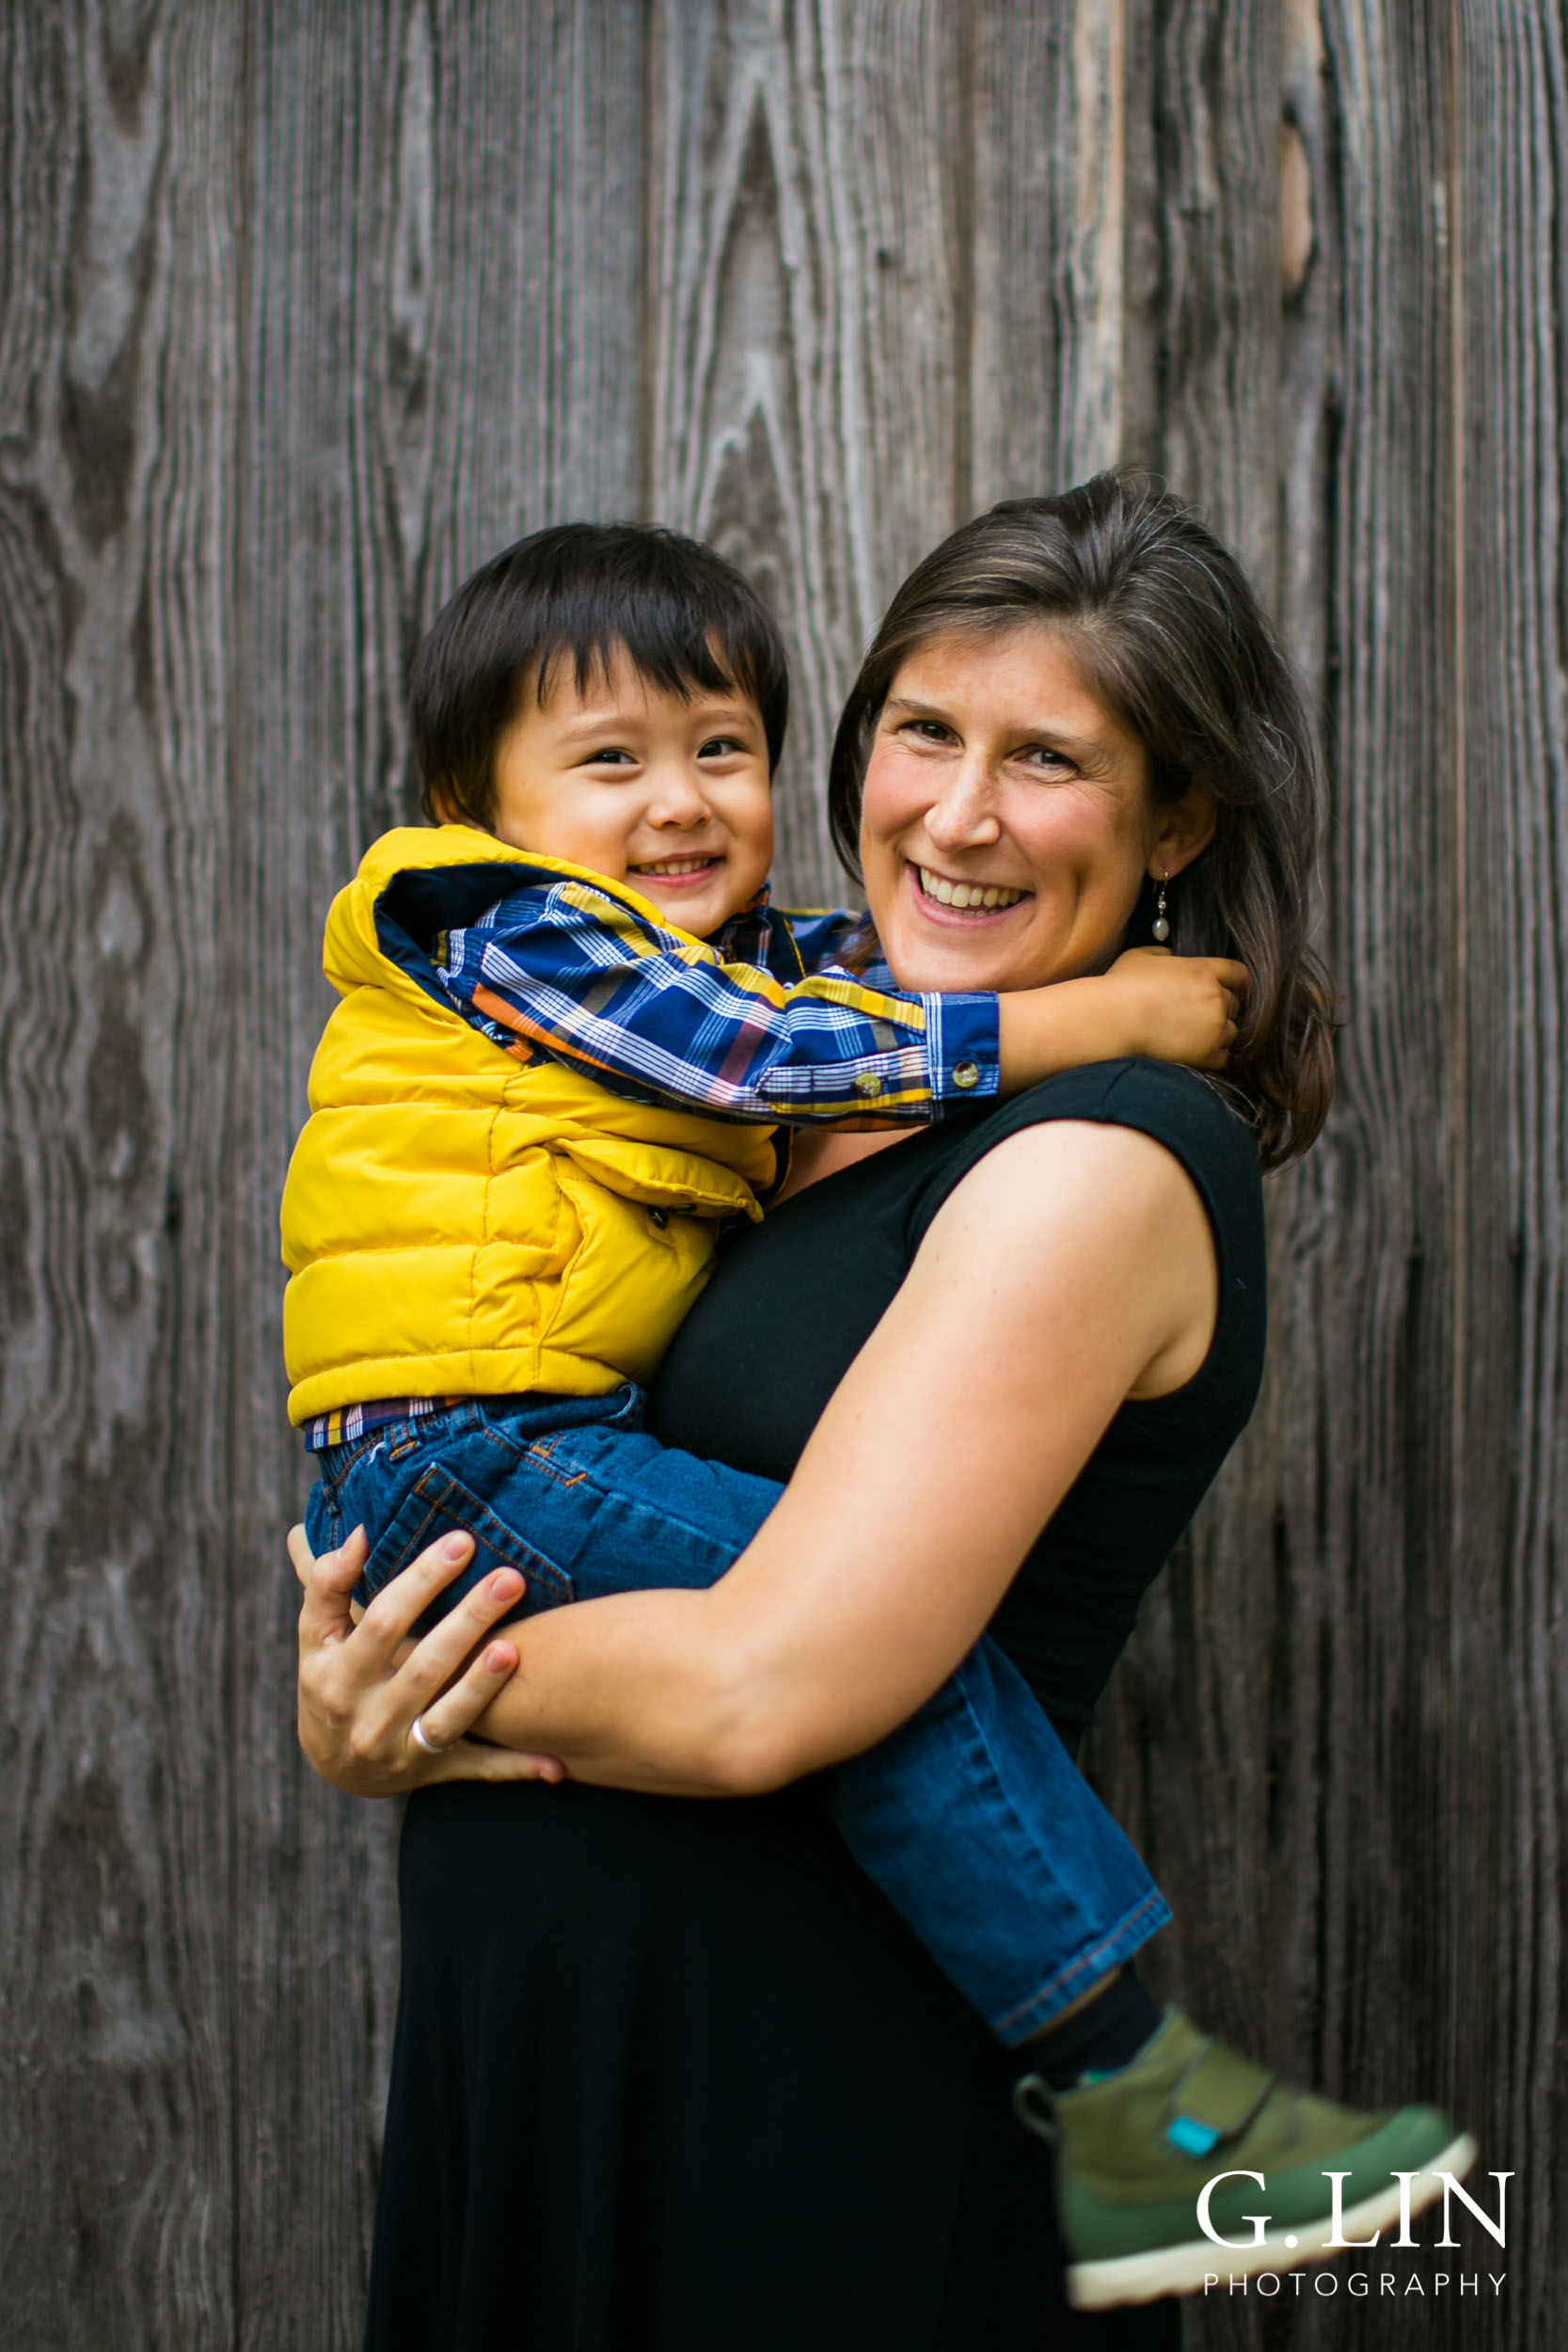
[853,1072,883,1098]
[952,1060,981,1090]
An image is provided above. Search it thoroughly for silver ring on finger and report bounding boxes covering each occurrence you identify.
[410,1714,451,1757]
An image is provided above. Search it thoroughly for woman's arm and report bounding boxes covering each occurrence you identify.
[296,1119,1216,1798]
[457,1117,1218,1792]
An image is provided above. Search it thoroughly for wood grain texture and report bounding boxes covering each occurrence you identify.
[231,6,645,2344]
[645,0,963,902]
[1082,5,1565,2344]
[1446,4,1568,2334]
[1125,0,1286,588]
[971,0,1127,503]
[2,6,1564,2345]
[0,5,245,2344]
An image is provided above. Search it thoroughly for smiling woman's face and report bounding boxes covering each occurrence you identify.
[859,624,1199,995]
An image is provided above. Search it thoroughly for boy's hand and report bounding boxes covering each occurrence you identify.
[996,949,1250,1091]
[1100,946,1249,1071]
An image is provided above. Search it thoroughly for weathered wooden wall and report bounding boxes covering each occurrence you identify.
[0,4,1560,2345]
[1086,12,1568,2352]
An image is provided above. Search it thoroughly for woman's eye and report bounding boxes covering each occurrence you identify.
[903,720,956,745]
[1018,744,1074,773]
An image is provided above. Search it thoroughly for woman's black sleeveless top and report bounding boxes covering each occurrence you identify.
[657,1058,1266,1740]
[371,1063,1265,2352]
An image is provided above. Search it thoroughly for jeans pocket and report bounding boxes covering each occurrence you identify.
[360,1464,577,1634]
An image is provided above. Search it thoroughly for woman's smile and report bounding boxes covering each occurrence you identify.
[910,862,1033,919]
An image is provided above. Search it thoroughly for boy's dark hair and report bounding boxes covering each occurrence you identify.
[828,472,1337,1170]
[410,523,790,827]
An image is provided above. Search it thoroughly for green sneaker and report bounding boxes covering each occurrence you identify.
[1013,2009,1477,2310]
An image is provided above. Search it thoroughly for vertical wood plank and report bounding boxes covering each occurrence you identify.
[1275,0,1338,709]
[231,5,645,2342]
[971,0,1127,502]
[1448,3,1568,2334]
[1126,0,1285,588]
[645,0,964,902]
[0,5,245,2343]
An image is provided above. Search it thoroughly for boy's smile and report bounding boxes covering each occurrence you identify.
[483,647,775,940]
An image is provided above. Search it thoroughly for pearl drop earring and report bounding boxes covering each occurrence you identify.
[1151,878,1170,944]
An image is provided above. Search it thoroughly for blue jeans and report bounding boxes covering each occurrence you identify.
[307,1387,1170,2043]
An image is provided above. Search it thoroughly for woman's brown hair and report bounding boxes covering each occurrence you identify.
[828,472,1336,1169]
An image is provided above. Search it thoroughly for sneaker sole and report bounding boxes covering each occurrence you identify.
[1068,2131,1480,2310]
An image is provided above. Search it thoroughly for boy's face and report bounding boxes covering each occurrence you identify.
[485,646,775,938]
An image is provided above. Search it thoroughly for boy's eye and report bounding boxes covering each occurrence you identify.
[585,746,636,766]
[698,734,746,758]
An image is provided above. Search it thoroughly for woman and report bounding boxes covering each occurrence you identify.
[296,479,1437,2346]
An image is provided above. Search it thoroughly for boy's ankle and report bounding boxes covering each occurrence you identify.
[1017,1965,1162,2090]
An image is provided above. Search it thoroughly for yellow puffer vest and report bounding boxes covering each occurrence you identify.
[280,826,781,1426]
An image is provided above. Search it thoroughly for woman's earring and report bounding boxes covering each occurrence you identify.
[1151,878,1170,944]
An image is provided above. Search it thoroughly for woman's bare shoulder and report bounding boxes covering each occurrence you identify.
[914,1116,1220,1401]
[933,1109,1209,1235]
[911,1060,1256,1247]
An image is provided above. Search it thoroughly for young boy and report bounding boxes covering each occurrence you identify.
[284,526,1461,2304]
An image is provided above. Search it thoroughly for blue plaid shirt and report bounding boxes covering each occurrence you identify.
[430,875,1001,1125]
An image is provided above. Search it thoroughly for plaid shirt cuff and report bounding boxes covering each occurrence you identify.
[922,991,1002,1112]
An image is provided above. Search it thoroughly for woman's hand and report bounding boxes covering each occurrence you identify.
[293,1523,566,1796]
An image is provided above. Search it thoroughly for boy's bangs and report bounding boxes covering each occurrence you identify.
[531,603,762,723]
